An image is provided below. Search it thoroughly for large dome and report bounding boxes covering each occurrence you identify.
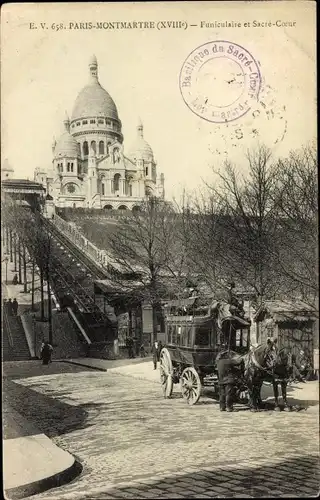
[128,121,154,161]
[54,131,79,158]
[71,81,119,121]
[71,56,119,122]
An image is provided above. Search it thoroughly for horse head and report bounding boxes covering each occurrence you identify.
[264,338,279,369]
[249,338,278,373]
[269,345,310,381]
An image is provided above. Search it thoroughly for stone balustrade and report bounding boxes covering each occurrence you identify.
[52,213,112,271]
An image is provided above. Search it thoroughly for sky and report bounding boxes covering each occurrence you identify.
[1,2,316,202]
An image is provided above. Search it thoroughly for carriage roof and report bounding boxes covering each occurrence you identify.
[164,297,251,330]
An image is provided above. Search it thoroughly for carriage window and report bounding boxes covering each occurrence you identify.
[186,326,192,346]
[176,326,182,345]
[167,325,172,344]
[195,325,211,346]
[242,329,248,347]
[180,326,187,346]
[172,325,177,344]
[236,330,241,347]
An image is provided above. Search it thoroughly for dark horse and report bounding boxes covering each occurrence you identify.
[240,339,279,411]
[242,341,308,411]
[216,339,277,410]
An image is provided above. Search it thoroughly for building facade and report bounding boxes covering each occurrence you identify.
[34,55,165,210]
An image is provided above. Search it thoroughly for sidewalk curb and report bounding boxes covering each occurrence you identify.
[60,359,108,372]
[5,458,83,500]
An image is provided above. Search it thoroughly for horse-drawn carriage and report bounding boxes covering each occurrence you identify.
[159,296,252,405]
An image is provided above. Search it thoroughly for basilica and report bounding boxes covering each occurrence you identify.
[34,55,165,210]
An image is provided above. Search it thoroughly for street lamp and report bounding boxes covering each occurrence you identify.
[3,255,9,285]
[3,254,9,284]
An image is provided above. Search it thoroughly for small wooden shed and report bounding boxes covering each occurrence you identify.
[254,300,318,364]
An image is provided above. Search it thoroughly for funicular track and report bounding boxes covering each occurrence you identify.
[33,215,116,343]
[42,217,108,280]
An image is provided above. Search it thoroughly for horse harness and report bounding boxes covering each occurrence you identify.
[246,349,276,378]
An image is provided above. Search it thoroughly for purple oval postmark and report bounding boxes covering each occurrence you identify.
[179,40,261,124]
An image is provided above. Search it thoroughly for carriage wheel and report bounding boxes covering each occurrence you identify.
[180,367,201,405]
[159,348,173,399]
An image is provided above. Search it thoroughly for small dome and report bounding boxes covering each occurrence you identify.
[89,54,97,66]
[128,121,154,161]
[54,131,79,158]
[2,158,14,172]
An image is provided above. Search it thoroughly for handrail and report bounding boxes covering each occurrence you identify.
[52,213,112,270]
[20,314,36,358]
[67,307,92,344]
[3,308,14,348]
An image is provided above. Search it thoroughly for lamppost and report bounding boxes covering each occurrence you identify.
[32,313,37,358]
[3,254,9,284]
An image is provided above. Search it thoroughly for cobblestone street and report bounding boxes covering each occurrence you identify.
[3,361,319,499]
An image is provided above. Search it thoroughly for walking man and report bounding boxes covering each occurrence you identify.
[41,341,53,365]
[157,340,163,361]
[152,340,159,370]
[7,298,13,316]
[12,298,19,316]
[139,343,146,358]
[217,351,244,412]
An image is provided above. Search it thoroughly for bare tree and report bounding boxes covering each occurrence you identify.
[105,197,186,340]
[177,189,229,294]
[188,145,285,303]
[272,143,318,304]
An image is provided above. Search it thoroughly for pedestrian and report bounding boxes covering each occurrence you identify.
[41,341,53,365]
[126,337,134,358]
[12,298,19,316]
[152,340,159,370]
[12,274,18,285]
[157,340,163,361]
[139,343,146,358]
[3,298,8,312]
[7,298,13,316]
[217,351,244,412]
[133,337,139,357]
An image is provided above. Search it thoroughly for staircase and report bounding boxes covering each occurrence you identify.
[2,326,15,361]
[2,310,31,361]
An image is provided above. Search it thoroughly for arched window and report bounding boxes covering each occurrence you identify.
[83,141,89,156]
[90,141,96,154]
[114,173,121,192]
[145,166,149,176]
[101,183,105,195]
[99,141,105,155]
[106,141,112,154]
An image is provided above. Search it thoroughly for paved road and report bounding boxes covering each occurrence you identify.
[3,361,319,499]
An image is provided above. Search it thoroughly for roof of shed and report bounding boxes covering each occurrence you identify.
[254,300,318,323]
